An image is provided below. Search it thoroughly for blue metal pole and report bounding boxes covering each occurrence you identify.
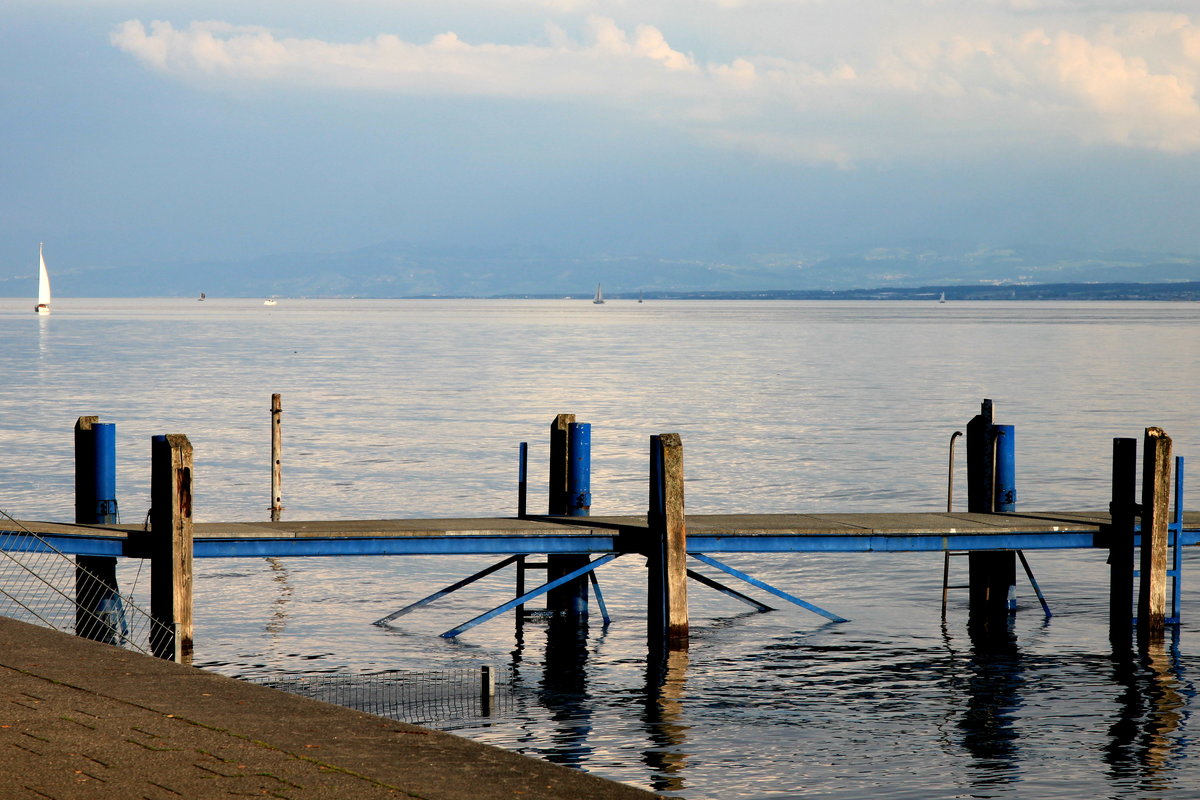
[92,422,119,524]
[1170,456,1184,624]
[566,423,591,516]
[548,422,591,617]
[993,425,1016,513]
[517,442,528,519]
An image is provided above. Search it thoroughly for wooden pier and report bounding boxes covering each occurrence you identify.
[2,400,1196,658]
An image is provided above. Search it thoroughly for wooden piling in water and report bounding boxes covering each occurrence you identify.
[648,433,688,650]
[150,434,194,661]
[1109,437,1138,643]
[270,393,282,522]
[1138,427,1173,647]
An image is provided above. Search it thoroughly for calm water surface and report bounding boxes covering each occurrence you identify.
[2,298,1199,798]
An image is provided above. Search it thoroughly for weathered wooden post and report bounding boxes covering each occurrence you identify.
[547,419,590,617]
[1138,427,1173,647]
[648,433,688,650]
[270,393,283,522]
[74,417,125,644]
[1108,437,1138,643]
[150,434,194,661]
[966,399,1016,623]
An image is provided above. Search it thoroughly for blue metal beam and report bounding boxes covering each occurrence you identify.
[690,553,847,623]
[687,569,773,612]
[7,527,1200,559]
[441,553,621,638]
[373,555,523,626]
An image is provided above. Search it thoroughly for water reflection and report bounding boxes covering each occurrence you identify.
[959,618,1024,788]
[642,647,690,795]
[1106,633,1193,792]
[531,618,595,768]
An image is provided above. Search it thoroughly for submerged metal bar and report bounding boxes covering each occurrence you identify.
[689,553,847,622]
[374,555,523,626]
[441,553,621,638]
[687,568,773,612]
[1016,551,1051,618]
[588,571,611,624]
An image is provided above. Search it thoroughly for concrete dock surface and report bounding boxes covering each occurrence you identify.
[0,617,661,799]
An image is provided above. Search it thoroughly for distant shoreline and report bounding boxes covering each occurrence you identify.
[498,281,1200,302]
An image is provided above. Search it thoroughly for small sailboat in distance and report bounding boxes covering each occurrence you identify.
[939,291,946,304]
[34,243,51,315]
[593,283,605,305]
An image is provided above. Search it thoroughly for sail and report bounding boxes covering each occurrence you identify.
[35,243,51,314]
[593,283,604,304]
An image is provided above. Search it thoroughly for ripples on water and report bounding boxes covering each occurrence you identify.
[2,298,1200,798]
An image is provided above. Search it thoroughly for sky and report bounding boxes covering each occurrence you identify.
[4,0,1200,281]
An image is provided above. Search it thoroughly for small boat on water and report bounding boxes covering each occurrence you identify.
[198,292,206,301]
[34,243,51,315]
[638,291,644,303]
[263,298,277,306]
[939,292,946,304]
[593,283,605,305]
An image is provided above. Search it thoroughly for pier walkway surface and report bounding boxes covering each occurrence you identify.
[10,511,1200,558]
[0,616,659,800]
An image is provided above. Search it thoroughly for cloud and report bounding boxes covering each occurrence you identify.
[110,10,1200,162]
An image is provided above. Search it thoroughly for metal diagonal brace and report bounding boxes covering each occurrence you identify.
[441,553,622,638]
[689,553,848,622]
[588,571,612,625]
[687,569,773,612]
[374,555,523,626]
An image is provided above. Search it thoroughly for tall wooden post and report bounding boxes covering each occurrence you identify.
[1138,427,1172,647]
[966,399,1016,623]
[270,393,283,522]
[150,434,194,661]
[74,416,123,643]
[648,433,688,650]
[1109,438,1138,644]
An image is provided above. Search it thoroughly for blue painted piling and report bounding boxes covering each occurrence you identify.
[966,400,1017,623]
[74,416,123,643]
[547,416,589,618]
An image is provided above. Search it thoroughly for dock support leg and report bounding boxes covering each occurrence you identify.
[1138,427,1173,649]
[1109,437,1138,644]
[150,434,194,661]
[74,417,125,644]
[966,400,1016,624]
[648,433,688,650]
[547,416,590,618]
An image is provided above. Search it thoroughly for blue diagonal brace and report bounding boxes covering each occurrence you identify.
[442,553,621,638]
[687,569,773,612]
[375,554,523,626]
[588,571,612,625]
[690,552,848,622]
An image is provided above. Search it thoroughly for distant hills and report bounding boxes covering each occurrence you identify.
[4,240,1200,299]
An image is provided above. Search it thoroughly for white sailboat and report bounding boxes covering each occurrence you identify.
[593,283,605,305]
[939,292,946,304]
[34,243,51,315]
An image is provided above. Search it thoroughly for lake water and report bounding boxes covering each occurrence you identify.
[2,298,1200,798]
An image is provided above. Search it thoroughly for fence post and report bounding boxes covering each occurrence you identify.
[74,417,124,643]
[648,433,688,650]
[966,399,1016,624]
[1138,427,1173,647]
[150,434,194,661]
[1109,437,1138,643]
[270,393,282,522]
[547,419,590,617]
[480,665,495,716]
